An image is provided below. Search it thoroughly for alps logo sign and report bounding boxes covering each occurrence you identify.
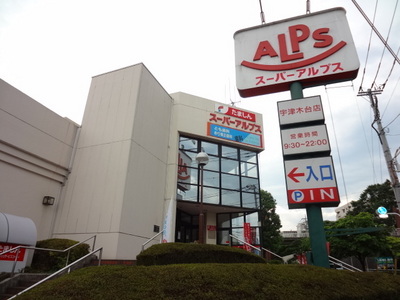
[234,8,360,97]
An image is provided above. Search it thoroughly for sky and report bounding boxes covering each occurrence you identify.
[1,0,399,231]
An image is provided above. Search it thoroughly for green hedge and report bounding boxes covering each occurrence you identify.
[30,239,90,272]
[136,243,266,266]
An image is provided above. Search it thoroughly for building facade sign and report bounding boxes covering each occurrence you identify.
[215,104,256,122]
[234,8,359,97]
[208,107,263,149]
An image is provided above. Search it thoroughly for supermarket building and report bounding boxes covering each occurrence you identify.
[0,63,264,260]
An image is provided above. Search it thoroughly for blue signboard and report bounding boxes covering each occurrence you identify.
[208,123,262,148]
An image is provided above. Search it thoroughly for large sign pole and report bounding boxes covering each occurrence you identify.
[290,82,330,268]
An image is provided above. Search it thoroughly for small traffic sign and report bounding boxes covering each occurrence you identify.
[376,206,388,215]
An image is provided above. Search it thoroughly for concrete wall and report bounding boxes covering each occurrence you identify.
[53,64,173,259]
[0,79,79,241]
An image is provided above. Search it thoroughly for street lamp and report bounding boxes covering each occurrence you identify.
[196,151,209,244]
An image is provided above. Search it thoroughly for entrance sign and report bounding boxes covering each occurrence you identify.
[234,8,359,97]
[281,124,330,156]
[284,156,340,208]
[278,96,324,126]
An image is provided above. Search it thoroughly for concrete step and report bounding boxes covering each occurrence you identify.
[0,273,48,300]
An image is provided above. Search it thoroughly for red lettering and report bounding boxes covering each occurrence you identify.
[312,28,333,48]
[278,34,303,62]
[289,24,310,53]
[253,41,278,61]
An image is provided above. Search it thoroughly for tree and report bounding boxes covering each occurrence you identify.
[325,212,390,271]
[349,180,396,226]
[259,190,282,255]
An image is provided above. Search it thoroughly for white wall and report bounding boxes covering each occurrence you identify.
[0,79,79,241]
[54,64,173,259]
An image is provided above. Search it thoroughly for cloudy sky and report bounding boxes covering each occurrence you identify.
[1,0,399,231]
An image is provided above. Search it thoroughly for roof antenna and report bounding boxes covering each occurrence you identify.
[259,0,266,24]
[306,0,311,14]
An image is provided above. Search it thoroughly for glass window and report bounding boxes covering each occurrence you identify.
[217,230,230,245]
[177,136,260,211]
[222,146,238,159]
[241,178,259,192]
[221,190,241,207]
[221,158,239,175]
[242,192,259,209]
[177,166,198,185]
[245,212,259,226]
[179,137,198,151]
[177,185,198,202]
[240,149,257,163]
[221,173,240,190]
[203,170,219,188]
[203,187,219,205]
[217,214,231,228]
[201,141,218,155]
[204,155,219,172]
[240,162,258,178]
[231,213,244,227]
[231,228,244,245]
[179,151,200,168]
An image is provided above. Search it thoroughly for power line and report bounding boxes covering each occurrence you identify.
[351,0,400,69]
[371,0,399,89]
[358,0,378,91]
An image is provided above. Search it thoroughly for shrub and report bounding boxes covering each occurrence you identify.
[30,239,90,272]
[136,243,266,266]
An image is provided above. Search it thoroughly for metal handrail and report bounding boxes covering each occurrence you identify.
[328,255,363,272]
[8,247,103,300]
[141,230,164,252]
[229,234,285,262]
[0,235,97,276]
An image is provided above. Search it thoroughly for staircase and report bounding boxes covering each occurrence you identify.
[0,273,48,300]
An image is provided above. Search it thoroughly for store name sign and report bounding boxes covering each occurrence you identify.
[208,105,263,149]
[234,8,359,97]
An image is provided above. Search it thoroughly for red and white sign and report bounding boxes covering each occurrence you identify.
[177,150,192,191]
[215,104,256,122]
[278,96,324,126]
[281,124,330,156]
[0,243,26,262]
[243,223,252,252]
[234,8,359,97]
[284,156,340,208]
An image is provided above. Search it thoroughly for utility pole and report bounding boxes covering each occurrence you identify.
[358,89,400,210]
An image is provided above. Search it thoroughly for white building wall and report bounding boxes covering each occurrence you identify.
[53,64,173,259]
[0,79,79,241]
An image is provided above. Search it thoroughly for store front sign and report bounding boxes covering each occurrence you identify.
[234,8,359,97]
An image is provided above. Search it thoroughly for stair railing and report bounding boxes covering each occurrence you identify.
[229,234,285,263]
[0,235,97,277]
[229,234,287,264]
[141,230,164,252]
[7,247,103,300]
[328,255,363,272]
